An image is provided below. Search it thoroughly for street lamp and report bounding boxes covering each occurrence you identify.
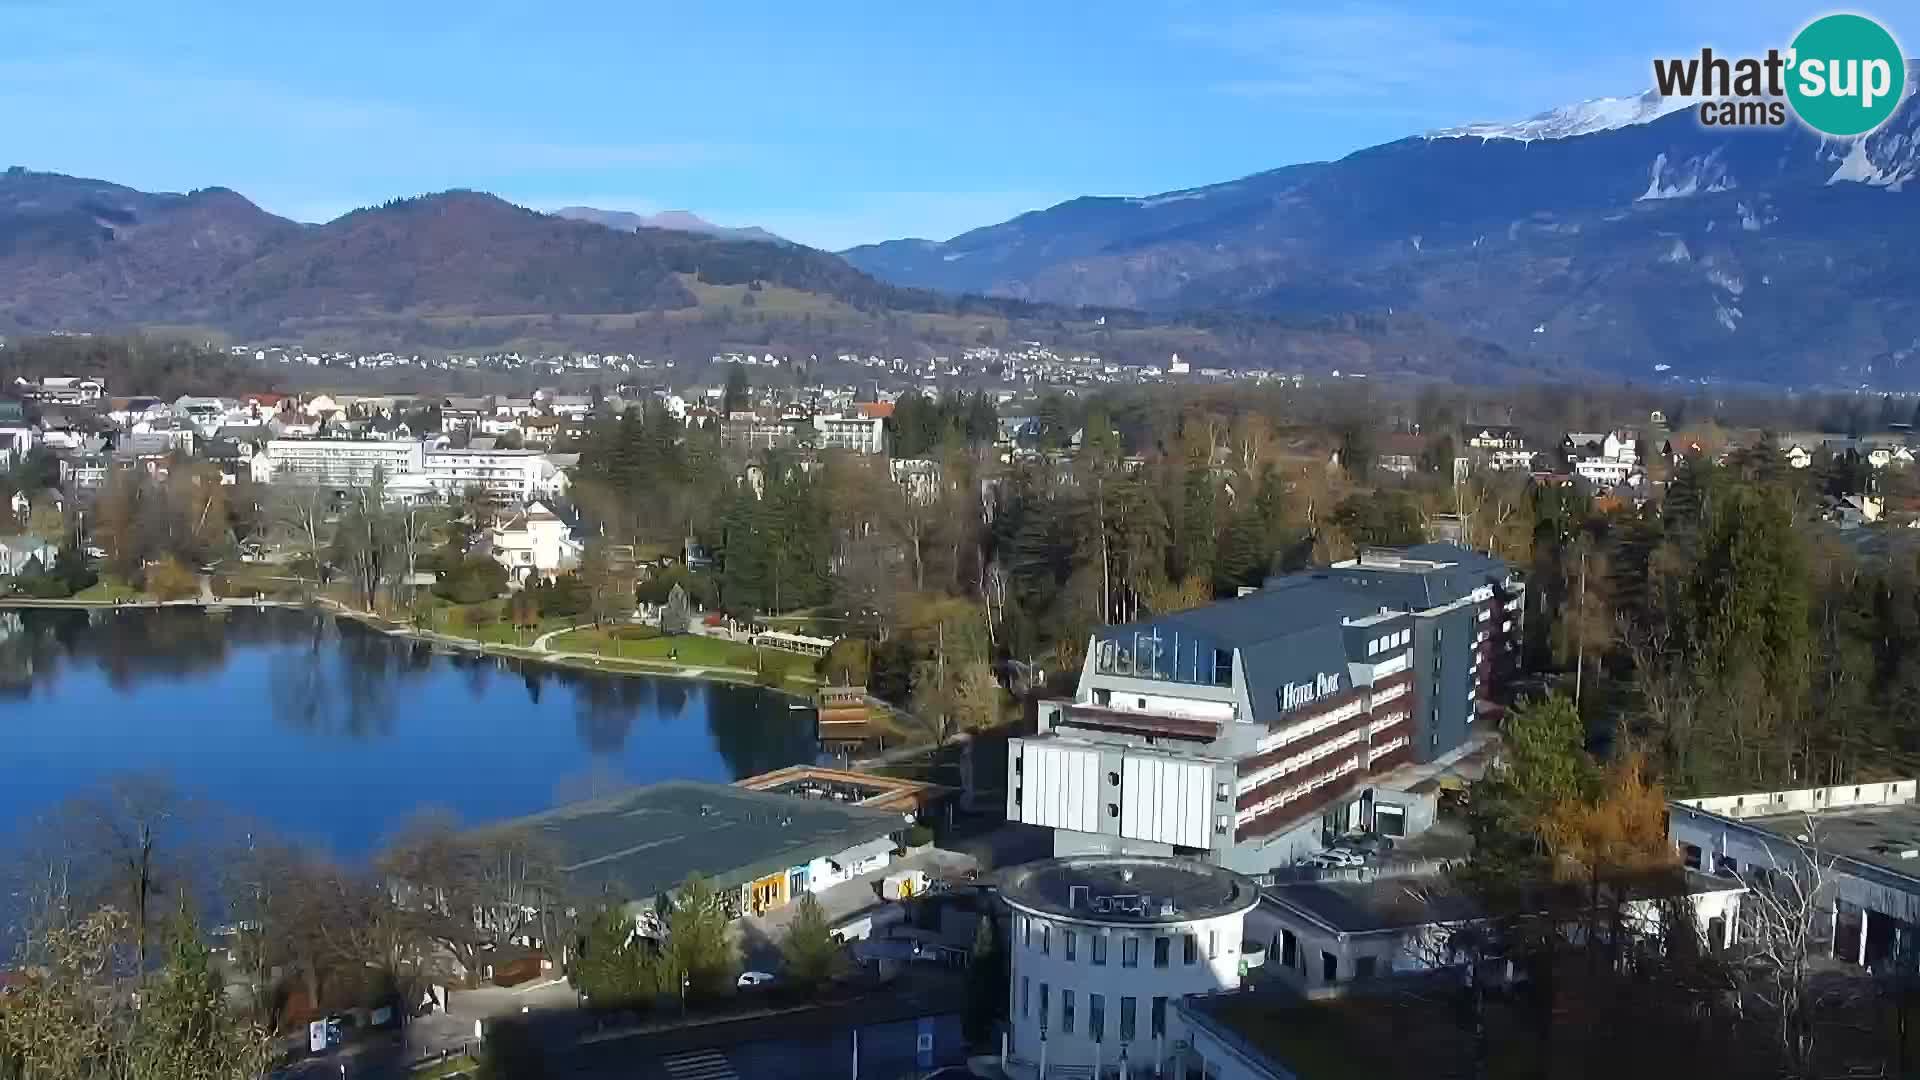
[680,971,690,1015]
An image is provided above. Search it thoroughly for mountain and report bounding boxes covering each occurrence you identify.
[552,206,787,246]
[0,168,1533,380]
[843,68,1920,386]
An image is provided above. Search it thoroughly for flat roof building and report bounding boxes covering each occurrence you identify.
[1009,543,1524,876]
[488,780,908,918]
[1670,779,1920,973]
[1000,855,1262,1080]
[737,765,955,822]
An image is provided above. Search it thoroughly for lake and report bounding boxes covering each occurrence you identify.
[0,607,820,855]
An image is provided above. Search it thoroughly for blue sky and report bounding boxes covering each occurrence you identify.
[1,0,1912,249]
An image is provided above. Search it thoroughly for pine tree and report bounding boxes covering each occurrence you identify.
[779,893,843,988]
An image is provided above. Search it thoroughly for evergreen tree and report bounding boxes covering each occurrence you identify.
[778,893,843,988]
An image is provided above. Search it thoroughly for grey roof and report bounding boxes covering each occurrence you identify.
[484,780,904,902]
[1096,543,1510,725]
[1001,855,1261,926]
[1265,869,1734,935]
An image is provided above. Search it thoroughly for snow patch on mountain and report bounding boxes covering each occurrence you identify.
[1130,190,1208,209]
[1639,151,1734,201]
[1715,303,1743,332]
[1661,237,1692,263]
[1427,88,1693,142]
[1825,135,1916,190]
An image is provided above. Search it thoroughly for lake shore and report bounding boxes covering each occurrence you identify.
[0,593,822,703]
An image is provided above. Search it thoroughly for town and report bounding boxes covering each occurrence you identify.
[3,325,1920,1080]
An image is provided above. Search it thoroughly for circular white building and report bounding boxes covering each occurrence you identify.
[1001,855,1261,1079]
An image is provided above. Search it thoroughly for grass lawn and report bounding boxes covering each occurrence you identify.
[548,626,820,686]
[72,576,141,602]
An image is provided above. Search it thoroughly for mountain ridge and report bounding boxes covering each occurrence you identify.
[0,168,1536,382]
[552,205,787,246]
[840,77,1920,386]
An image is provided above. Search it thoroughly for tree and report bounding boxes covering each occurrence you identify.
[573,907,652,1012]
[721,366,751,417]
[778,893,843,988]
[658,874,736,1002]
[70,775,190,983]
[144,556,198,601]
[131,906,274,1080]
[962,913,1007,1045]
[267,483,333,586]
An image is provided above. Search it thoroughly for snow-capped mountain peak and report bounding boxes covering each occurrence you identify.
[1427,88,1694,143]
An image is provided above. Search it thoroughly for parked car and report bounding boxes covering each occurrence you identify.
[1341,834,1396,856]
[1320,848,1367,867]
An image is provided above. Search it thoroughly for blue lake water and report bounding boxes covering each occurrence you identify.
[0,607,819,855]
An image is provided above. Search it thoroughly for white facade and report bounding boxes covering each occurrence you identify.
[255,439,425,486]
[422,448,559,502]
[1002,856,1260,1080]
[1573,457,1633,487]
[488,502,583,585]
[812,413,887,454]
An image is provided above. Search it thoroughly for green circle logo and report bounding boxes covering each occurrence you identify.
[1787,14,1906,136]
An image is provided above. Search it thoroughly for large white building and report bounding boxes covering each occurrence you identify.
[252,438,424,486]
[1001,855,1261,1080]
[249,439,565,503]
[1009,544,1524,875]
[422,447,564,503]
[811,413,887,454]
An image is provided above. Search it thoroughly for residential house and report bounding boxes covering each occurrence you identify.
[486,502,583,585]
[0,534,59,576]
[1374,433,1426,476]
[1462,425,1532,471]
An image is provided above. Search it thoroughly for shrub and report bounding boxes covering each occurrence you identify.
[145,557,199,601]
[903,824,935,849]
[435,557,508,604]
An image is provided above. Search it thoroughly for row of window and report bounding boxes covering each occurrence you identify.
[1019,977,1168,1041]
[1021,917,1219,967]
[1365,628,1411,656]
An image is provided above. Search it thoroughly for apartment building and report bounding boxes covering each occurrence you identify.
[812,413,888,454]
[1008,544,1523,874]
[252,438,424,486]
[421,447,562,503]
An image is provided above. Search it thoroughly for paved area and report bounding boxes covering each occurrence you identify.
[733,847,979,973]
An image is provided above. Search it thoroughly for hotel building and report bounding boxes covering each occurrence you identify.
[1008,543,1523,874]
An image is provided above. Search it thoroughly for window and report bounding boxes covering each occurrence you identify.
[1092,935,1108,966]
[1356,956,1377,979]
[1039,983,1050,1026]
[1184,934,1198,965]
[1022,917,1030,948]
[1022,976,1030,1017]
[1368,638,1379,656]
[1120,997,1136,1042]
[1108,771,1121,786]
[1107,803,1119,819]
[1041,923,1050,956]
[1281,929,1296,967]
[1681,843,1703,870]
[1122,937,1139,968]
[1154,936,1170,968]
[1151,996,1167,1038]
[1322,951,1338,983]
[1208,930,1219,959]
[1213,648,1234,686]
[1062,989,1075,1033]
[1714,854,1738,878]
[1065,930,1076,962]
[1090,993,1105,1043]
